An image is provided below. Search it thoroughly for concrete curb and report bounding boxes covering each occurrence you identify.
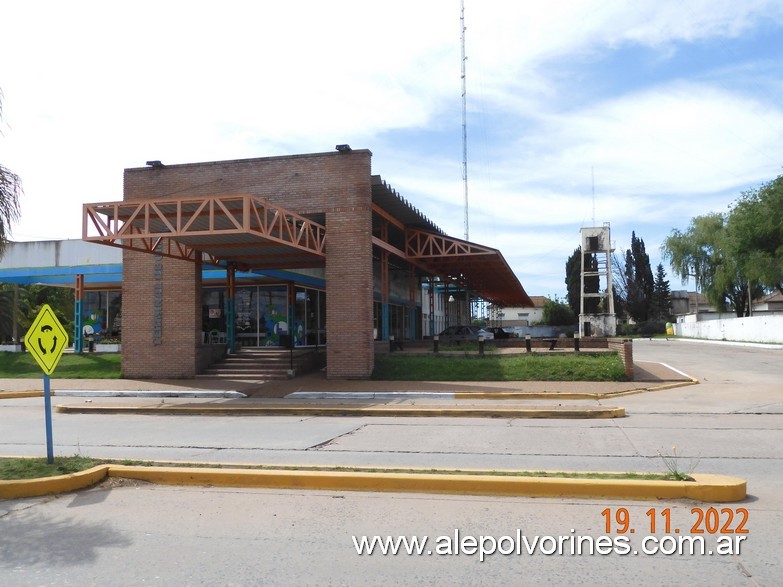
[645,379,700,392]
[0,465,109,499]
[451,382,699,400]
[291,390,656,401]
[0,390,245,399]
[54,404,626,419]
[0,464,746,503]
[0,391,46,400]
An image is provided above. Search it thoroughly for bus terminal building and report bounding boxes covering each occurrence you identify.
[1,148,532,380]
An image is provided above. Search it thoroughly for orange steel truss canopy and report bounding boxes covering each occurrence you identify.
[405,229,533,307]
[83,194,326,270]
[370,176,532,307]
[84,190,531,307]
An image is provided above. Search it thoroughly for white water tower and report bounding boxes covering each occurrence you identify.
[579,224,616,337]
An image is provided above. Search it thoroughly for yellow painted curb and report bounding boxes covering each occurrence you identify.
[0,391,45,400]
[0,465,109,499]
[645,379,700,392]
[455,392,606,400]
[103,467,747,502]
[454,380,700,401]
[55,404,626,419]
[0,464,745,503]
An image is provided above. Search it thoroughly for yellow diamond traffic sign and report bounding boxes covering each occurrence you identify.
[25,304,69,375]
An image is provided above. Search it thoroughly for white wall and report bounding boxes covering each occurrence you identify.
[0,239,122,269]
[674,314,783,343]
[501,306,545,326]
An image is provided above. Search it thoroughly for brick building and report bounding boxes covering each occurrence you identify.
[81,148,532,379]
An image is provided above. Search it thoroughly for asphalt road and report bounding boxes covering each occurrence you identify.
[1,339,781,585]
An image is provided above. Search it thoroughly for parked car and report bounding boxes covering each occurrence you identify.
[485,327,512,339]
[438,325,494,342]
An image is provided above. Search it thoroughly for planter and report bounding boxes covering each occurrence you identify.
[0,344,23,352]
[94,343,121,353]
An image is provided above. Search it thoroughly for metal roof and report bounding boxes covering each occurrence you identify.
[371,175,531,307]
[405,229,533,307]
[371,176,444,234]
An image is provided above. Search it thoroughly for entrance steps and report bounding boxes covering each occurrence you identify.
[198,347,325,381]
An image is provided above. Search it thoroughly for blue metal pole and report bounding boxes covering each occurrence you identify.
[43,374,54,464]
[74,299,83,353]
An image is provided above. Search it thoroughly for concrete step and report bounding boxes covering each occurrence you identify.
[201,348,325,380]
[197,373,290,380]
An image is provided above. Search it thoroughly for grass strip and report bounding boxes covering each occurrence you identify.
[0,352,122,379]
[372,352,628,381]
[0,457,690,482]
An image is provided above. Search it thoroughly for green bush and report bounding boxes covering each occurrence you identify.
[542,299,576,326]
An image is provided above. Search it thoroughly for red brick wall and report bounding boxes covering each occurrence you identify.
[608,338,634,378]
[122,150,375,378]
[121,249,201,378]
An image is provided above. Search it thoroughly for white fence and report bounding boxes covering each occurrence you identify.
[674,314,783,344]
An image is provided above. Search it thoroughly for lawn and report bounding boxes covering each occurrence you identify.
[0,350,627,382]
[0,456,103,479]
[0,351,122,379]
[0,457,681,481]
[372,352,628,381]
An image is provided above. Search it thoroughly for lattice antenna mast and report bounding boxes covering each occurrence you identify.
[591,166,596,226]
[460,0,469,241]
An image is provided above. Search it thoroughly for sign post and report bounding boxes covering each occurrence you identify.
[24,304,69,465]
[43,373,54,463]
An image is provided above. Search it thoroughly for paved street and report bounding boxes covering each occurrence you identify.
[1,339,781,585]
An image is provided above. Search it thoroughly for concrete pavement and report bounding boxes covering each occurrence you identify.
[0,357,692,398]
[2,340,778,585]
[0,357,708,500]
[0,360,691,419]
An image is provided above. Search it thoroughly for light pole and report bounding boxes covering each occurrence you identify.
[688,268,699,321]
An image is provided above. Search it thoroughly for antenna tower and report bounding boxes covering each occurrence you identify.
[460,0,469,240]
[591,166,596,226]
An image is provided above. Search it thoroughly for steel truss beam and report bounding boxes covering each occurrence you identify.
[83,194,326,267]
[405,229,496,259]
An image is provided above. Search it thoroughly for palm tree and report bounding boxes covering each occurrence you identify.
[0,88,22,258]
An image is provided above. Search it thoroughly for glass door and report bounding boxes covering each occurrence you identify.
[234,287,258,347]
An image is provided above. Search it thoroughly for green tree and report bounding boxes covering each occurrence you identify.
[650,263,671,321]
[0,89,22,257]
[661,213,754,317]
[565,247,581,315]
[564,246,599,316]
[0,284,75,343]
[542,298,576,326]
[623,232,654,322]
[728,175,783,295]
[0,283,19,342]
[610,252,628,318]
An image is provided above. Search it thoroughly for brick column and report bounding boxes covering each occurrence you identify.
[608,338,634,379]
[324,156,374,378]
[121,249,202,378]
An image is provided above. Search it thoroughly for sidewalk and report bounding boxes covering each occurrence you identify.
[0,360,693,406]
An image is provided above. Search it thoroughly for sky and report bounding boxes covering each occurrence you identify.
[2,0,783,300]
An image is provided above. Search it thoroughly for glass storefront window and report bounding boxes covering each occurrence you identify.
[295,288,326,347]
[81,290,122,341]
[258,286,289,347]
[203,285,325,348]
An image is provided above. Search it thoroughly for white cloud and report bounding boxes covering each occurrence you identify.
[3,0,783,293]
